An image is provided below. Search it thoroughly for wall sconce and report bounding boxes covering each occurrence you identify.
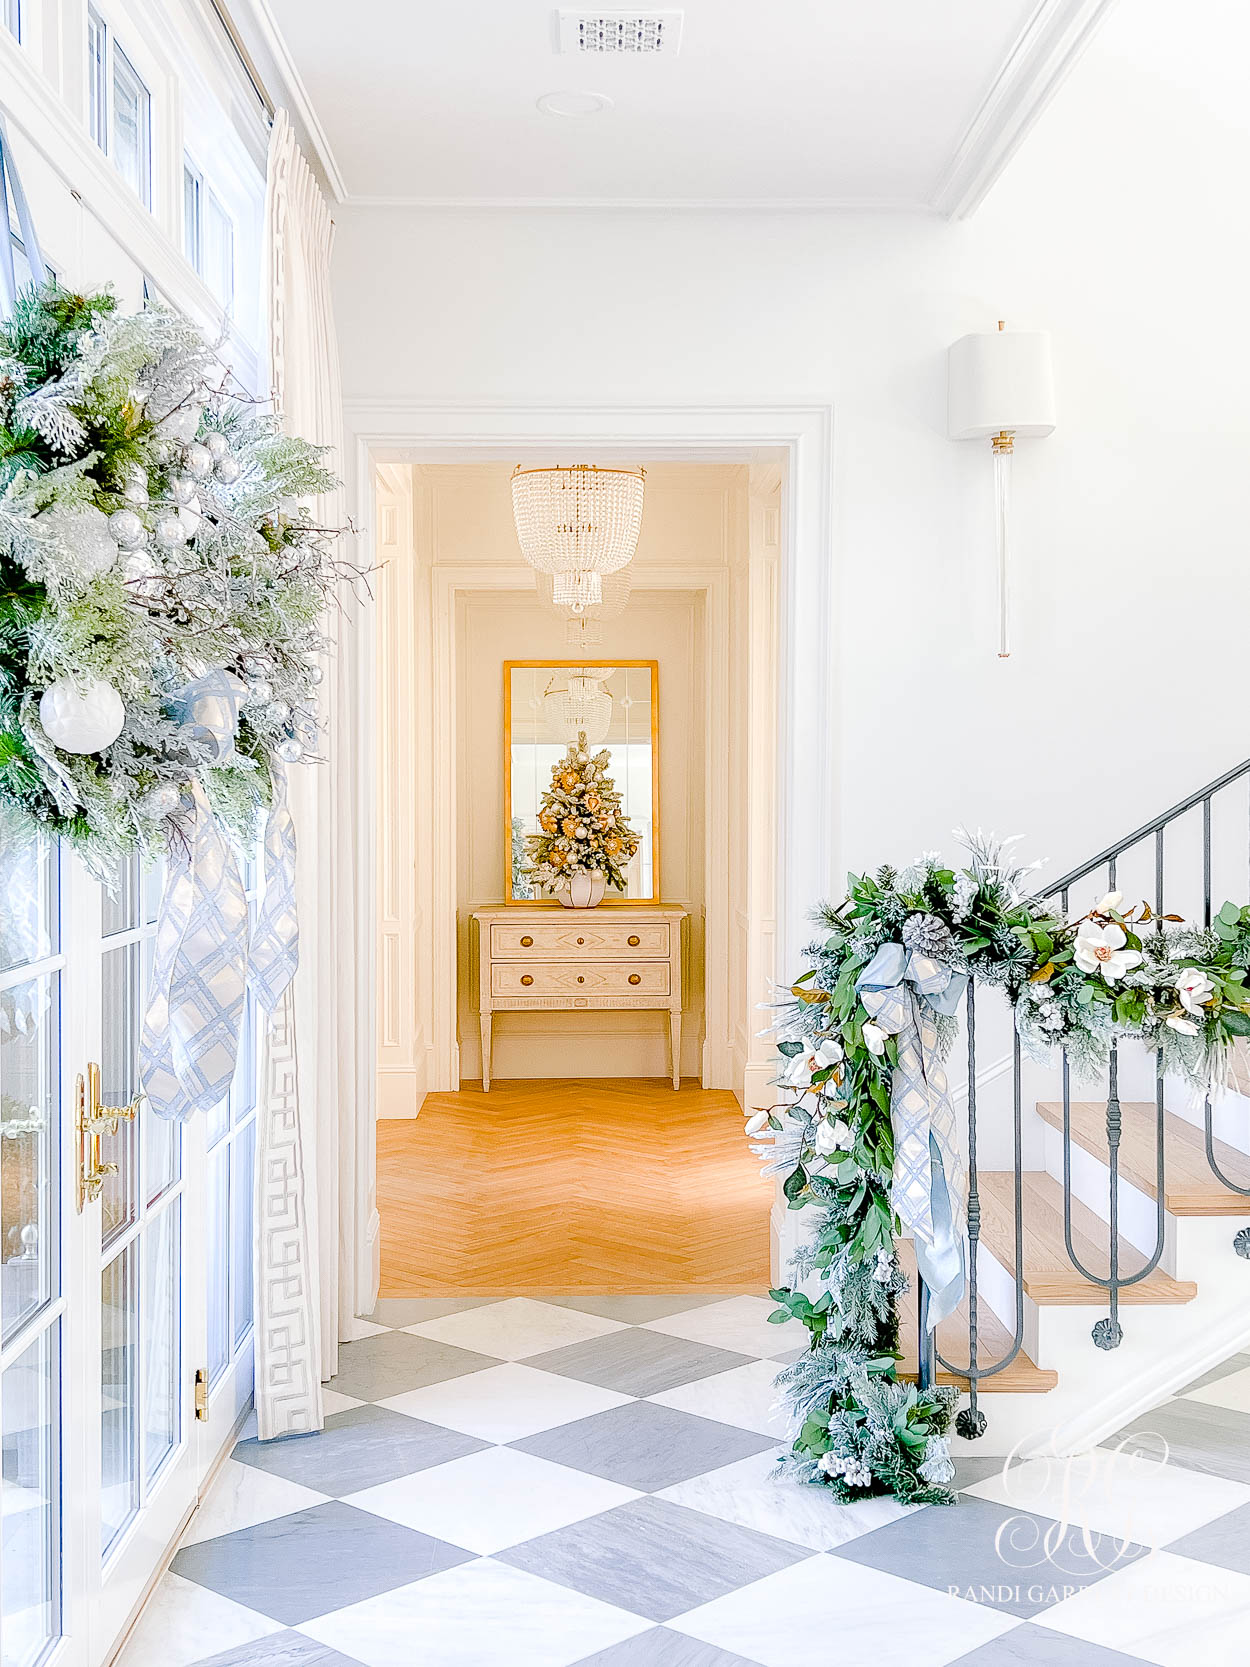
[948,322,1056,658]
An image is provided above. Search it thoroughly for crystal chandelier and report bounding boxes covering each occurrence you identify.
[544,671,613,744]
[511,465,645,613]
[538,566,633,621]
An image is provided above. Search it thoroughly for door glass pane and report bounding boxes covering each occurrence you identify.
[102,856,139,937]
[206,1147,229,1384]
[1,1323,60,1667]
[0,827,56,974]
[101,1244,138,1556]
[231,1122,254,1345]
[1,974,59,1344]
[142,1200,180,1483]
[101,942,140,1244]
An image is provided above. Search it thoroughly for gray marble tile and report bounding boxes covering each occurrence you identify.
[572,1626,766,1665]
[1177,1351,1250,1395]
[361,1298,501,1328]
[326,1330,500,1401]
[1164,1500,1250,1574]
[511,1400,775,1493]
[1107,1397,1250,1485]
[955,1455,1012,1491]
[191,1630,368,1667]
[548,1296,744,1324]
[500,1494,811,1622]
[947,1620,1158,1665]
[830,1495,1149,1618]
[526,1328,754,1397]
[232,1404,487,1496]
[172,1500,472,1624]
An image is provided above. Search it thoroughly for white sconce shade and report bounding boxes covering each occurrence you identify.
[948,329,1056,440]
[948,323,1057,659]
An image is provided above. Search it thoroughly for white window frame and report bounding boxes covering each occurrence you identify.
[3,0,21,42]
[182,151,236,312]
[86,5,153,209]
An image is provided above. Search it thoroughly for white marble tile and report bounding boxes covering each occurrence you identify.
[115,1571,283,1667]
[641,1297,805,1360]
[344,1446,640,1555]
[657,1449,919,1551]
[404,1298,625,1361]
[646,1361,790,1437]
[1041,1548,1250,1666]
[298,1558,650,1667]
[378,1363,632,1444]
[964,1445,1250,1548]
[180,1460,330,1547]
[1184,1364,1250,1415]
[346,1318,392,1339]
[668,1554,1015,1667]
[321,1389,364,1418]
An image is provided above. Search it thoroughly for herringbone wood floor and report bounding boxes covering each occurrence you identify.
[378,1079,773,1294]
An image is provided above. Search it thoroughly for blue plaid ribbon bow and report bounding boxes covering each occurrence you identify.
[856,943,969,1330]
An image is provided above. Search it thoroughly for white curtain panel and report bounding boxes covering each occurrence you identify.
[254,108,357,1435]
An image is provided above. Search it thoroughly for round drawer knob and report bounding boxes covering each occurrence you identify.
[628,935,640,946]
[577,975,585,984]
[576,936,585,945]
[628,973,641,986]
[520,974,534,986]
[520,935,534,947]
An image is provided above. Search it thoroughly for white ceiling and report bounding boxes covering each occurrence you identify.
[247,0,1115,214]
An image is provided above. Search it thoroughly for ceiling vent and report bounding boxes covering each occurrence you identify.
[557,11,684,55]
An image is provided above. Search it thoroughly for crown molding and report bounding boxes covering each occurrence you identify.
[214,0,349,202]
[929,0,1119,219]
[342,194,942,213]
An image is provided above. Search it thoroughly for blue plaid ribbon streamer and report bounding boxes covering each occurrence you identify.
[856,943,969,1330]
[248,758,299,1013]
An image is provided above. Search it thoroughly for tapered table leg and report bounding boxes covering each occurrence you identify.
[480,1013,492,1092]
[669,1010,681,1090]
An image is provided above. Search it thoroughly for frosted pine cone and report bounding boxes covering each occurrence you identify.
[901,913,952,957]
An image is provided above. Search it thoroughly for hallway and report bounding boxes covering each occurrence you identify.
[376,1082,773,1294]
[120,1310,1250,1667]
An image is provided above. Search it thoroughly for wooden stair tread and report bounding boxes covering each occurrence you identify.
[895,1242,1057,1393]
[978,1172,1197,1305]
[1037,1100,1250,1216]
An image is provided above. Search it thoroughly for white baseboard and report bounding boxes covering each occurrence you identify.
[376,1068,421,1119]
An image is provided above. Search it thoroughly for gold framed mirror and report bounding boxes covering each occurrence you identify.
[504,660,660,903]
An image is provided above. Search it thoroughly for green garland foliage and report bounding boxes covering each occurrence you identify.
[754,834,1250,1505]
[0,281,348,863]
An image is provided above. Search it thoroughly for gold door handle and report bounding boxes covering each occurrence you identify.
[76,1062,140,1213]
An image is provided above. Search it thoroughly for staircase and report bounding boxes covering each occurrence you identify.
[891,764,1250,1457]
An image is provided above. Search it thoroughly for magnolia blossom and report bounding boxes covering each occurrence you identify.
[1097,890,1124,915]
[744,1109,771,1137]
[1166,1015,1199,1035]
[814,1116,852,1156]
[861,1020,888,1056]
[782,1037,843,1088]
[1073,921,1143,984]
[1175,967,1215,1014]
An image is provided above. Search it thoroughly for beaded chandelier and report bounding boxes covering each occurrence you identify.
[544,671,613,744]
[511,465,645,613]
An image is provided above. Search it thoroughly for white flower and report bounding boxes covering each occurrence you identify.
[1175,967,1215,1014]
[1073,921,1143,984]
[782,1037,843,1088]
[744,1109,771,1137]
[814,1117,852,1155]
[1166,1015,1199,1035]
[861,1021,888,1056]
[1097,890,1124,915]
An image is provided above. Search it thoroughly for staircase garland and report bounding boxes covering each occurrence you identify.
[751,833,1250,1506]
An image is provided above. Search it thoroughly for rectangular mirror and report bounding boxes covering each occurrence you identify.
[504,660,659,903]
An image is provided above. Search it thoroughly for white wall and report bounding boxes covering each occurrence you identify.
[334,0,1250,908]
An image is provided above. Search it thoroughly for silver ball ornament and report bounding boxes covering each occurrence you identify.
[157,404,202,446]
[214,455,241,485]
[306,663,325,686]
[153,514,187,550]
[276,738,303,764]
[176,505,202,538]
[170,476,197,507]
[184,444,212,480]
[265,701,291,726]
[203,430,230,461]
[139,783,181,819]
[122,468,150,506]
[242,653,273,677]
[108,508,146,550]
[246,680,274,706]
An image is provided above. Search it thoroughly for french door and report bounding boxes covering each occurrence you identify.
[1,831,258,1667]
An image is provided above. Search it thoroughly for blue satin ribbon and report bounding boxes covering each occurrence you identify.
[856,943,968,1330]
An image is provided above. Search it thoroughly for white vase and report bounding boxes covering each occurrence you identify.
[558,871,606,909]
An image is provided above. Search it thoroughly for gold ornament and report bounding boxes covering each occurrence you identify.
[560,769,580,792]
[549,848,567,867]
[605,834,622,855]
[539,810,557,833]
[585,791,600,811]
[562,816,579,836]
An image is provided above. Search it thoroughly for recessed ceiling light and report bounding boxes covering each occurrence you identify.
[537,89,614,118]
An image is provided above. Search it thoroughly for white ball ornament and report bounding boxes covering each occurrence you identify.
[42,505,119,581]
[153,514,187,550]
[276,737,303,763]
[246,680,273,706]
[265,700,291,726]
[170,476,197,507]
[307,664,325,686]
[138,783,181,819]
[184,443,212,480]
[214,455,241,485]
[39,679,125,754]
[203,430,230,461]
[109,508,146,550]
[157,404,202,446]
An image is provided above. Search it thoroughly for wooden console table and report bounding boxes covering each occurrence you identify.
[473,904,686,1090]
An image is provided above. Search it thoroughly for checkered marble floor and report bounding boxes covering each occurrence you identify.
[119,1298,1250,1667]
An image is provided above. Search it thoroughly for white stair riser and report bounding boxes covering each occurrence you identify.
[1039,1123,1180,1273]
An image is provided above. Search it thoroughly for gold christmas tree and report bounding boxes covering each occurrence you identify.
[525,731,640,895]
